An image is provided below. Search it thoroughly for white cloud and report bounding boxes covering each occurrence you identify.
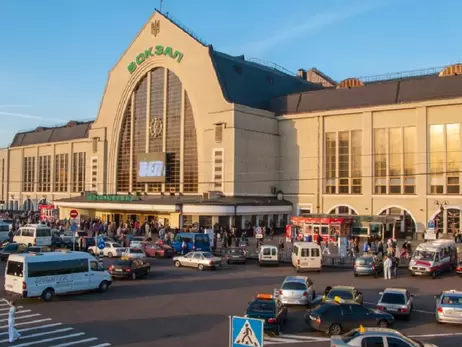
[0,111,66,123]
[238,3,387,56]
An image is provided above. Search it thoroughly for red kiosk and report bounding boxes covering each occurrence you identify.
[286,215,354,242]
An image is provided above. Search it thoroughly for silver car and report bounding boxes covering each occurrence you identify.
[435,289,462,324]
[330,327,437,347]
[173,251,222,271]
[278,276,315,306]
[377,288,413,318]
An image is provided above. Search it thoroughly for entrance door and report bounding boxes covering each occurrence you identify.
[114,214,121,226]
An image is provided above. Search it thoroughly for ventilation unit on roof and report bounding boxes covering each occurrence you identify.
[439,64,462,77]
[67,121,77,127]
[35,127,45,132]
[337,78,364,89]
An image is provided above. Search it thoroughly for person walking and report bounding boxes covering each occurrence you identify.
[4,299,20,343]
[383,255,392,280]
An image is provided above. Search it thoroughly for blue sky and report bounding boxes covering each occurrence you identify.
[1,0,462,147]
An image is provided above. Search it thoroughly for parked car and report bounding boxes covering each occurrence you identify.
[322,285,364,305]
[144,242,174,258]
[354,255,383,277]
[377,288,413,318]
[173,251,222,271]
[109,258,151,280]
[278,276,315,306]
[130,236,150,248]
[26,246,51,253]
[223,248,246,264]
[121,247,146,259]
[330,327,427,347]
[435,289,462,324]
[89,241,124,258]
[0,243,26,261]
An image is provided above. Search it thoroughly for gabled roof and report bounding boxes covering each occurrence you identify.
[271,74,462,115]
[210,49,324,111]
[10,121,93,148]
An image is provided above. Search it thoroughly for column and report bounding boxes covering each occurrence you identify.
[179,88,185,192]
[162,69,168,192]
[145,71,152,193]
[443,208,448,234]
[128,94,135,193]
[68,143,73,196]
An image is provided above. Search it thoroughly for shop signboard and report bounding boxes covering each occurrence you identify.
[87,195,140,202]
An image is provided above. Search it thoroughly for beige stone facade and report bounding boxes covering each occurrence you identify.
[0,10,461,235]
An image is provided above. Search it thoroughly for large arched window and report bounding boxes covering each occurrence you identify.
[116,68,198,193]
[379,206,416,238]
[328,205,357,215]
[22,199,34,211]
[433,208,460,234]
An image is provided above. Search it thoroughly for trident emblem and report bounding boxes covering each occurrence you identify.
[151,20,160,37]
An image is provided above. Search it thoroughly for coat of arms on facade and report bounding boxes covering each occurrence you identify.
[151,20,160,37]
[149,117,163,138]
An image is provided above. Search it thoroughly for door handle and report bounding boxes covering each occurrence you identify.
[84,274,88,276]
[90,274,95,276]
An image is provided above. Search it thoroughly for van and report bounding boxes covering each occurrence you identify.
[409,239,457,278]
[4,251,112,301]
[291,242,322,272]
[171,232,211,253]
[13,224,52,247]
[258,245,279,266]
[0,222,10,243]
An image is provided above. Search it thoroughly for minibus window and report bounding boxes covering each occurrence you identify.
[311,248,320,257]
[194,234,209,243]
[301,248,309,257]
[271,248,277,256]
[6,261,23,277]
[263,248,271,255]
[36,228,51,237]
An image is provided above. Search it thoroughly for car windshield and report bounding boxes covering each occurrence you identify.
[112,243,122,248]
[413,250,435,261]
[381,293,406,305]
[229,248,244,254]
[202,252,213,258]
[248,302,275,313]
[133,238,144,241]
[441,295,462,306]
[6,261,23,277]
[327,289,353,300]
[282,282,307,290]
[356,258,372,265]
[114,260,132,266]
[3,244,18,251]
[130,249,144,253]
[262,248,272,255]
[341,330,361,343]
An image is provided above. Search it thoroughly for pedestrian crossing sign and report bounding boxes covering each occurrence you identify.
[231,316,264,347]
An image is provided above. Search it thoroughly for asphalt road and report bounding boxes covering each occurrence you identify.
[0,256,462,347]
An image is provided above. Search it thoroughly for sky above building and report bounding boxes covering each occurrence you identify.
[0,0,461,148]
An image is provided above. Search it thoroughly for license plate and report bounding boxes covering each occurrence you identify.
[414,272,422,275]
[196,248,202,251]
[115,269,122,272]
[6,284,12,288]
[310,316,316,321]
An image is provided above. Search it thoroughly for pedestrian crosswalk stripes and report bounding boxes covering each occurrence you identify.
[0,301,111,347]
[264,333,330,345]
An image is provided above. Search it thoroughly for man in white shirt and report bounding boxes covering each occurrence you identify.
[383,255,392,280]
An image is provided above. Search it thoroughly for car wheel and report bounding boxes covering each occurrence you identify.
[174,261,181,267]
[354,273,358,277]
[108,252,113,258]
[329,323,342,335]
[99,281,109,292]
[198,264,204,271]
[275,324,281,336]
[374,272,377,278]
[146,267,151,274]
[131,272,137,280]
[432,272,437,279]
[378,320,389,328]
[41,288,54,302]
[227,260,230,265]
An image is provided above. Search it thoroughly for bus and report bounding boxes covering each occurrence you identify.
[171,232,211,253]
[14,224,52,246]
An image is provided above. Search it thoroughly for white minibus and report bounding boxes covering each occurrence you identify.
[409,239,457,278]
[291,242,322,272]
[13,224,52,246]
[4,251,112,301]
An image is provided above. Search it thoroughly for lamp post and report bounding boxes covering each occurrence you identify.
[434,200,448,235]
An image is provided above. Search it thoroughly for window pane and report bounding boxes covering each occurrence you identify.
[429,124,444,194]
[403,127,416,176]
[325,132,336,194]
[389,128,402,176]
[132,77,148,193]
[351,130,362,194]
[446,124,460,195]
[374,129,387,178]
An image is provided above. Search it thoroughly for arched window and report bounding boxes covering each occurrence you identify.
[116,68,198,193]
[38,199,48,206]
[328,206,357,215]
[22,199,34,211]
[433,208,460,234]
[379,207,416,239]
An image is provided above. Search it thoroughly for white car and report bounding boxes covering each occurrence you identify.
[89,241,125,258]
[130,237,148,248]
[122,247,146,259]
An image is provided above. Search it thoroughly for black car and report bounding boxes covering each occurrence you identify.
[305,301,394,335]
[0,243,26,261]
[246,294,288,335]
[26,246,51,253]
[224,248,247,264]
[109,258,151,279]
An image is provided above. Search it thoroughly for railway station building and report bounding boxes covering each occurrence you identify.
[0,10,461,237]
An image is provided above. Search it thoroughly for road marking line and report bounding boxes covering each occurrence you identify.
[364,302,433,315]
[0,318,52,329]
[279,334,330,341]
[0,305,23,311]
[49,337,98,347]
[0,323,63,336]
[0,303,9,307]
[0,327,73,343]
[265,341,320,345]
[89,344,112,347]
[14,332,85,347]
[409,333,462,338]
[0,309,31,316]
[265,337,303,343]
[0,313,40,323]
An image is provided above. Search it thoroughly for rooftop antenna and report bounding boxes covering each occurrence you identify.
[159,0,163,13]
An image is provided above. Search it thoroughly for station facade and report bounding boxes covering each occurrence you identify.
[0,10,461,236]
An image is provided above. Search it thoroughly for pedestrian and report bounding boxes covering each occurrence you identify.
[392,256,399,278]
[383,255,392,280]
[4,299,20,343]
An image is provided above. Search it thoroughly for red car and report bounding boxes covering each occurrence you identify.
[144,243,175,258]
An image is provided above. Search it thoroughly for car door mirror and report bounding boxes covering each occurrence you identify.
[434,295,438,300]
[379,292,383,296]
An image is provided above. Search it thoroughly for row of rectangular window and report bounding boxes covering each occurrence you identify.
[22,153,86,193]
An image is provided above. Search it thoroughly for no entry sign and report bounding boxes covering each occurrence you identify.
[70,210,79,218]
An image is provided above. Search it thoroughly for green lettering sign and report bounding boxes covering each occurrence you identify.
[127,45,183,74]
[87,195,133,202]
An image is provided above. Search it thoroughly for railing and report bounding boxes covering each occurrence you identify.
[163,12,207,46]
[359,64,461,83]
[247,57,297,76]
